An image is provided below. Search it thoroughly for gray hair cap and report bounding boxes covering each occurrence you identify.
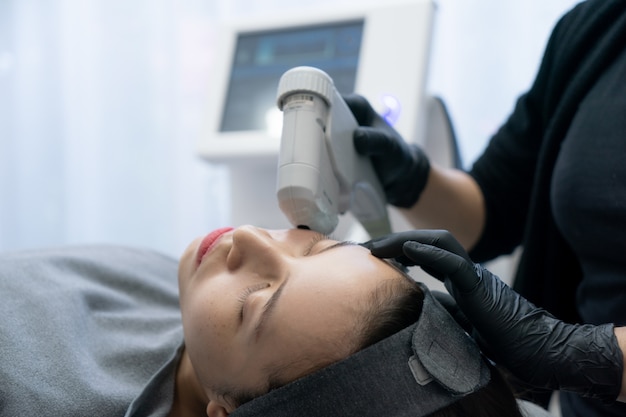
[231,283,491,416]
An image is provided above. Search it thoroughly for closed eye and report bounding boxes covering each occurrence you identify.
[303,232,331,256]
[236,283,269,321]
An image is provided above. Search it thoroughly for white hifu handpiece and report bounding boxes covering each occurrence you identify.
[276,66,391,237]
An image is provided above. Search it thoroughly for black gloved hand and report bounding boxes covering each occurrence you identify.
[365,229,624,403]
[344,94,430,208]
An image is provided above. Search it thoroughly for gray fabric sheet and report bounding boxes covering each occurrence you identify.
[0,245,182,417]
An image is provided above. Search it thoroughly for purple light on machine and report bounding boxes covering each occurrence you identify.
[381,94,401,126]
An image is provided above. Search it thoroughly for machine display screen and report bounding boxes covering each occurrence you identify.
[219,20,364,132]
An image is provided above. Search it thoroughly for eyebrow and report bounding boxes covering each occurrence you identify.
[318,240,358,254]
[253,240,359,341]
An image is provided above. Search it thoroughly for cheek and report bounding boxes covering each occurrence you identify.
[181,287,230,345]
[180,286,233,371]
[181,290,267,393]
[271,291,356,359]
[179,268,231,336]
[181,298,242,393]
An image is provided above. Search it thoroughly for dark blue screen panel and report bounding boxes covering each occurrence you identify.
[220,20,363,132]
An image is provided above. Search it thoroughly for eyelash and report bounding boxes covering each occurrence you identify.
[304,233,332,256]
[237,283,269,320]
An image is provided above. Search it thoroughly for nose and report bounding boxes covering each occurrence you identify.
[226,226,286,279]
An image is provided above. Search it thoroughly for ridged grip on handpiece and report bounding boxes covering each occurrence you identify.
[276,66,334,110]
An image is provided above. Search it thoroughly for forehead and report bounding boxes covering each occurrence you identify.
[277,240,402,317]
[287,230,399,281]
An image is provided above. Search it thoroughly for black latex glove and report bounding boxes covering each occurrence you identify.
[344,94,430,208]
[365,230,624,403]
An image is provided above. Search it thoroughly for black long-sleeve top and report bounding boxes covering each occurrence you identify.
[468,1,626,415]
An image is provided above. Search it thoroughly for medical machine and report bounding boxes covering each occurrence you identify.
[199,0,448,239]
[276,66,391,237]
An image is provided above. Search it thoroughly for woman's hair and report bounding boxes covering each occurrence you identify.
[356,269,425,350]
[357,271,524,417]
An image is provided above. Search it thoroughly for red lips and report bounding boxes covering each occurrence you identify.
[196,227,234,266]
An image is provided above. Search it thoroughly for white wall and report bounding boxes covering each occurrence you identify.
[0,0,580,257]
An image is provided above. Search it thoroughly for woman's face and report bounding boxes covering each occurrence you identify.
[178,225,401,410]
